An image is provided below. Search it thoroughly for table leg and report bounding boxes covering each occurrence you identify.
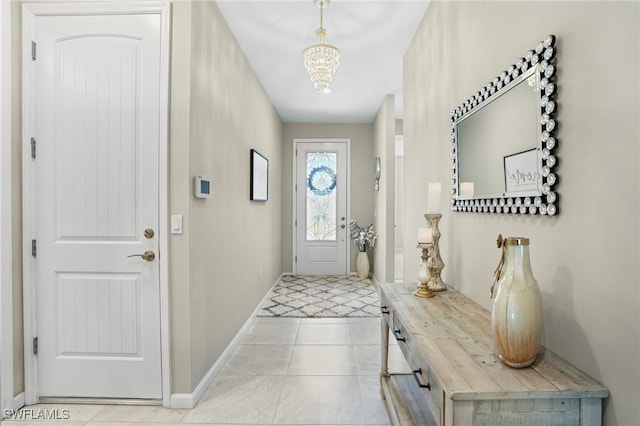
[380,314,390,399]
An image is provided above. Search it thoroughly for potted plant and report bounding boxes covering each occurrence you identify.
[348,220,378,279]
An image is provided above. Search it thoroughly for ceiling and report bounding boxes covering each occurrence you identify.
[216,1,431,123]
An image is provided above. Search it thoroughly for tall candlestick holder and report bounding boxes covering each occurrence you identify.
[415,243,435,298]
[424,213,447,291]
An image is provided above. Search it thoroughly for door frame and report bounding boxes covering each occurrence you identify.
[21,2,172,407]
[0,0,14,415]
[292,138,351,275]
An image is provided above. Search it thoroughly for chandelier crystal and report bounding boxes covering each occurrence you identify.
[303,0,340,94]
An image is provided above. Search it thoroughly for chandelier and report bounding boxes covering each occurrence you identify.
[303,0,340,94]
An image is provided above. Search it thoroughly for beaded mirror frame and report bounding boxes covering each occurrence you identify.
[450,35,559,215]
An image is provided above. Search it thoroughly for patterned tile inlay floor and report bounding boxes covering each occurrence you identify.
[257,275,380,317]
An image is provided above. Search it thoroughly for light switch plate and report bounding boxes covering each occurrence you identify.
[171,215,183,234]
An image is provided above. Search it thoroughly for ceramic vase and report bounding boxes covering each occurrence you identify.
[491,237,543,368]
[356,251,370,279]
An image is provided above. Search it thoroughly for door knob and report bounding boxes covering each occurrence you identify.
[128,250,155,262]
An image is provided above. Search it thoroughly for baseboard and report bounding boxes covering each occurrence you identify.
[13,392,24,410]
[170,274,283,409]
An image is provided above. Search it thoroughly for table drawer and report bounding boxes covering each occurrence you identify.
[392,312,444,424]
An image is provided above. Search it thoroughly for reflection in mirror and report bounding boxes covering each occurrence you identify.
[451,35,558,216]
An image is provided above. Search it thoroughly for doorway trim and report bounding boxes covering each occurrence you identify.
[292,138,351,275]
[0,0,14,415]
[21,2,172,407]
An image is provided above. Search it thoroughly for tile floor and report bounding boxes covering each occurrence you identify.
[2,317,411,425]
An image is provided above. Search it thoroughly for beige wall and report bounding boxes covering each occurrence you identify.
[174,0,284,392]
[168,0,193,394]
[282,123,374,273]
[372,96,396,284]
[403,1,639,424]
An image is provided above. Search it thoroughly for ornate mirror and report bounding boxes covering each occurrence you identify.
[451,35,558,215]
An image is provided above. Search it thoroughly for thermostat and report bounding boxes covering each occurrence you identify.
[194,175,211,198]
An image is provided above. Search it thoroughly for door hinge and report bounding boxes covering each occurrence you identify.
[33,337,38,355]
[31,239,36,257]
[30,137,36,159]
[31,41,36,61]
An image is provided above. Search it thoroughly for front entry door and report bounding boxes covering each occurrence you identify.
[30,12,164,398]
[295,141,348,275]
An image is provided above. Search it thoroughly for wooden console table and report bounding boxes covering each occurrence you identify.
[379,282,608,426]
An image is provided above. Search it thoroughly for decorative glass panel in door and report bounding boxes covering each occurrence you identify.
[306,152,337,241]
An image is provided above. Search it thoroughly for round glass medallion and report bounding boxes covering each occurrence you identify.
[545,101,556,114]
[542,183,551,194]
[490,206,496,213]
[539,204,548,215]
[493,199,498,206]
[545,83,555,96]
[525,51,533,62]
[541,148,550,159]
[531,54,539,65]
[542,165,550,177]
[512,68,520,78]
[524,197,532,206]
[484,206,489,213]
[515,197,522,206]
[507,198,513,207]
[511,206,518,214]
[541,95,549,107]
[546,119,556,132]
[499,198,505,207]
[544,35,555,48]
[536,42,544,54]
[504,75,511,84]
[541,131,550,142]
[541,114,550,125]
[547,191,557,203]
[543,47,554,60]
[521,62,529,72]
[539,60,548,72]
[500,71,508,81]
[547,173,557,185]
[308,166,337,196]
[547,204,557,216]
[520,206,528,214]
[517,58,525,68]
[540,78,549,89]
[545,65,555,78]
[546,137,556,150]
[529,205,537,215]
[546,155,556,167]
[534,196,542,207]
[497,81,504,89]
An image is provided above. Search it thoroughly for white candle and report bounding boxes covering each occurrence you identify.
[418,227,433,244]
[427,182,442,213]
[460,182,475,197]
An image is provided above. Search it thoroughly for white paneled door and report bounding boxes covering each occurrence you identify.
[295,141,349,275]
[32,13,163,398]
